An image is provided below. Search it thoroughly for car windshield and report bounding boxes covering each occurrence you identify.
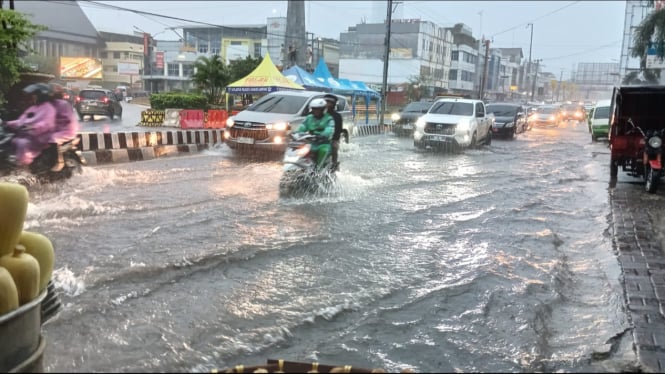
[487,105,518,116]
[79,90,107,99]
[430,101,474,116]
[594,106,610,119]
[538,106,558,114]
[246,95,309,114]
[402,102,432,113]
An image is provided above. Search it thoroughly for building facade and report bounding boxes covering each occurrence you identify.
[573,62,620,101]
[98,32,145,89]
[446,23,480,97]
[338,19,453,96]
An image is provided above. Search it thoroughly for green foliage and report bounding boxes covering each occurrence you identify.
[149,92,207,110]
[228,55,262,82]
[0,9,46,105]
[191,55,230,105]
[21,54,57,76]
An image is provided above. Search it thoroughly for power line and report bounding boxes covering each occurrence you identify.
[488,1,581,39]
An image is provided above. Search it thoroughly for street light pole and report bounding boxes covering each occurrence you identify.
[530,59,540,101]
[526,23,533,92]
[378,0,393,128]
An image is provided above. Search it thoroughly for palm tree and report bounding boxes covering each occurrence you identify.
[191,55,230,105]
[631,0,664,83]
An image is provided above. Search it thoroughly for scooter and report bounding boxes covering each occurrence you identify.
[279,132,336,197]
[627,118,664,193]
[0,120,86,183]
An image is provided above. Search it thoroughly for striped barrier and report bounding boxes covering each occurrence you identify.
[77,129,224,151]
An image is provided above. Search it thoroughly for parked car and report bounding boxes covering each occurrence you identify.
[75,88,123,121]
[530,105,562,127]
[413,98,493,151]
[588,99,611,141]
[486,103,527,139]
[390,100,434,137]
[224,91,354,153]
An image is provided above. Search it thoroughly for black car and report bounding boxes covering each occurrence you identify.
[390,101,433,136]
[560,103,586,122]
[486,103,527,139]
[75,88,123,121]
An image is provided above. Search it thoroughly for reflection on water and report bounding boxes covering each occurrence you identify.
[39,128,631,372]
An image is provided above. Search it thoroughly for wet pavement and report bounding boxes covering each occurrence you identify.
[611,181,665,372]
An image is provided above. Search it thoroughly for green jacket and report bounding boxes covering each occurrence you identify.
[297,113,334,140]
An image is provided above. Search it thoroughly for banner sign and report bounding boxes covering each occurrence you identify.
[155,52,164,69]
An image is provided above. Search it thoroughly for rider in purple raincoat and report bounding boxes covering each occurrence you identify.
[4,84,57,167]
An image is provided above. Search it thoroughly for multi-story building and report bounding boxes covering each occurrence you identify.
[182,25,266,64]
[338,19,453,97]
[446,23,479,97]
[14,0,104,81]
[98,32,145,89]
[495,48,524,100]
[619,0,651,81]
[145,40,196,93]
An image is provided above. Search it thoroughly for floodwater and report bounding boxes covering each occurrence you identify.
[23,121,636,372]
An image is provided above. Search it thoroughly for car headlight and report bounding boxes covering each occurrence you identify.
[266,122,287,131]
[226,118,235,127]
[457,121,470,131]
[415,117,426,128]
[391,113,400,121]
[505,122,514,127]
[548,115,555,121]
[649,136,662,148]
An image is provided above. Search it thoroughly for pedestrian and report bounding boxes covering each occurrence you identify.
[323,94,342,171]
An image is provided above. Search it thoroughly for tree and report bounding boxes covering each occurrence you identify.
[228,55,262,83]
[631,0,664,82]
[0,8,45,105]
[191,55,230,105]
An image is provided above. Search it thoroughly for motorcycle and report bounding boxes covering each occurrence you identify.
[279,132,336,197]
[0,120,86,183]
[622,118,665,193]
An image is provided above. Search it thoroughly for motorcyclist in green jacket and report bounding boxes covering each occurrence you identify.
[296,98,334,169]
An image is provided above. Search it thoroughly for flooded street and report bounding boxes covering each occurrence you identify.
[27,121,636,372]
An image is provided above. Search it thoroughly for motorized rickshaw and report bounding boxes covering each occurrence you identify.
[609,85,665,193]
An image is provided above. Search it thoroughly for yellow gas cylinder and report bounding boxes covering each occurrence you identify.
[0,182,29,257]
[0,266,19,315]
[0,245,40,305]
[18,231,55,293]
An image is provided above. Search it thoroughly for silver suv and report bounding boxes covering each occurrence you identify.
[224,91,354,152]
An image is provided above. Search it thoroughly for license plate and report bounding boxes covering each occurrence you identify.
[403,124,413,129]
[433,135,447,141]
[237,137,254,144]
[88,102,97,106]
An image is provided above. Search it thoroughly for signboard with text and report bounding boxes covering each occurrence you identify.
[155,51,164,69]
[646,47,665,69]
[60,57,103,79]
[117,62,140,75]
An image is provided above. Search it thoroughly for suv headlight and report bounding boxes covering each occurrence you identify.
[649,136,662,148]
[266,122,288,131]
[226,118,235,127]
[415,117,426,128]
[505,121,514,127]
[391,113,400,121]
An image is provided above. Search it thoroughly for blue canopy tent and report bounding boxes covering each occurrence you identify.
[348,80,381,124]
[312,59,355,95]
[282,65,332,92]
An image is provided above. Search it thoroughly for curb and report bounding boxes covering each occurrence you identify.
[77,129,223,165]
[81,144,210,165]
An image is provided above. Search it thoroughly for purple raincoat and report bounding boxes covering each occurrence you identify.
[5,101,56,166]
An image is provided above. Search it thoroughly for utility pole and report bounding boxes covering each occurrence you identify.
[530,59,541,101]
[378,0,393,127]
[526,23,533,92]
[556,68,564,102]
[479,39,490,100]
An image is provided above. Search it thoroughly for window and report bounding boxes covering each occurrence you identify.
[449,69,457,80]
[167,63,179,76]
[475,103,485,117]
[198,44,208,54]
[254,43,261,57]
[113,52,120,59]
[451,51,458,61]
[101,52,108,59]
[182,64,193,77]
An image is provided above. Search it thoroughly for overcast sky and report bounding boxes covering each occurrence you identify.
[79,0,627,79]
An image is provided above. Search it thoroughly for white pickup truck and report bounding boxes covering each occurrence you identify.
[413,98,494,151]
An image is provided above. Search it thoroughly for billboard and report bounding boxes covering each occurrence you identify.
[117,62,140,75]
[60,57,103,79]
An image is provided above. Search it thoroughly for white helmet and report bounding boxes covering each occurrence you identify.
[309,98,327,110]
